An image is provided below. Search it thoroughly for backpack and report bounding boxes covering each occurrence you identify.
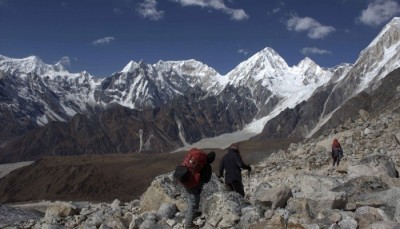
[333,147,342,157]
[173,148,207,189]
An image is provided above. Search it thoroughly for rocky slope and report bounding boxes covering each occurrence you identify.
[2,82,400,228]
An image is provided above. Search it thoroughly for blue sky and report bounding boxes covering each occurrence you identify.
[1,0,400,77]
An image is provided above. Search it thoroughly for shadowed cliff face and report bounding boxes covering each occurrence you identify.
[0,86,258,163]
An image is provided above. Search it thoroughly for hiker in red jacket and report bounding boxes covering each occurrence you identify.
[332,138,343,168]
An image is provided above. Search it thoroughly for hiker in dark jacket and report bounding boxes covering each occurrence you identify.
[184,151,215,229]
[218,143,251,196]
[332,138,343,168]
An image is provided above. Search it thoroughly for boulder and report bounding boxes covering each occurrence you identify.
[355,206,391,228]
[365,221,400,229]
[248,213,287,229]
[331,176,392,210]
[347,155,399,179]
[156,203,177,220]
[287,214,315,228]
[254,185,292,210]
[298,174,342,196]
[140,173,223,212]
[305,191,347,218]
[359,109,369,121]
[353,187,400,208]
[111,199,121,211]
[100,216,128,229]
[286,197,311,217]
[202,192,245,228]
[238,205,262,229]
[44,202,77,223]
[338,212,358,229]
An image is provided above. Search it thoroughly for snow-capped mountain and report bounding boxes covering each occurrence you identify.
[98,59,224,109]
[1,17,400,161]
[0,55,101,128]
[227,47,333,110]
[256,17,400,140]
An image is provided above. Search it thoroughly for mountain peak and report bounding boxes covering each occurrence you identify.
[296,57,317,69]
[121,60,141,73]
[229,47,290,76]
[0,55,50,75]
[252,47,289,69]
[365,16,400,50]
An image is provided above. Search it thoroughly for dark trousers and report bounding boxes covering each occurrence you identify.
[332,156,340,167]
[225,180,245,196]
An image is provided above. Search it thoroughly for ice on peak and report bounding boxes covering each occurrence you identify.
[293,57,321,73]
[54,61,66,72]
[121,60,141,73]
[156,59,206,68]
[296,57,316,68]
[0,55,52,75]
[388,16,400,26]
[249,47,290,70]
[364,16,400,51]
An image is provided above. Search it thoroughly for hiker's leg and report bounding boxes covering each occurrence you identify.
[185,188,200,228]
[231,180,245,196]
[225,183,234,192]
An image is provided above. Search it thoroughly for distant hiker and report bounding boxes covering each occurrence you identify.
[218,143,251,197]
[173,148,215,229]
[332,138,343,168]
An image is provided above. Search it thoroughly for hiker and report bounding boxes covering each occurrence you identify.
[218,143,251,197]
[174,149,215,229]
[332,138,343,168]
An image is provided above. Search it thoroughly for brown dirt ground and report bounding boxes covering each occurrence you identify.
[0,138,295,203]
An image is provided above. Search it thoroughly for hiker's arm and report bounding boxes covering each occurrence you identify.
[242,163,251,171]
[235,153,251,171]
[201,164,212,183]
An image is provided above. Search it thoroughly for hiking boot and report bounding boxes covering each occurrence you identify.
[193,211,202,218]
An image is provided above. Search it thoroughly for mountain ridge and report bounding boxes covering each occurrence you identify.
[0,17,400,161]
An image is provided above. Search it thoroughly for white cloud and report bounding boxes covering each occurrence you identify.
[357,0,400,26]
[171,0,249,21]
[238,49,250,56]
[0,0,8,8]
[301,47,332,55]
[113,8,123,15]
[137,0,164,21]
[92,36,115,45]
[272,8,281,14]
[287,16,336,39]
[59,56,71,66]
[268,2,284,15]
